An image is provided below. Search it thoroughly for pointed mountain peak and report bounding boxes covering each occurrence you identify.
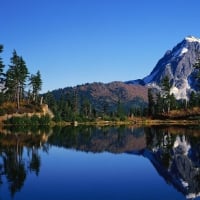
[127,35,200,99]
[184,35,200,43]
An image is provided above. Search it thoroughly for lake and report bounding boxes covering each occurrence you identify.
[1,125,200,200]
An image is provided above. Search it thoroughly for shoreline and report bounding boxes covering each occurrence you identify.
[1,117,200,127]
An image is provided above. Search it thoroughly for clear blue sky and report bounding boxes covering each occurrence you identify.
[1,0,200,92]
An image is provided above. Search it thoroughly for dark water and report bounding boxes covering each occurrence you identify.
[1,125,200,200]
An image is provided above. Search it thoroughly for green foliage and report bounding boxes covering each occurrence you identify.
[116,100,125,119]
[6,116,30,125]
[4,114,50,126]
[0,93,5,106]
[39,114,51,125]
[0,109,5,115]
[148,76,181,117]
[5,50,29,109]
[169,93,177,110]
[0,46,43,111]
[193,57,200,90]
[30,115,40,126]
[148,88,155,116]
[155,93,164,115]
[29,70,42,103]
[53,112,62,122]
[44,87,149,121]
[0,44,5,76]
[161,76,171,96]
[189,91,197,107]
[43,92,57,113]
[161,76,171,113]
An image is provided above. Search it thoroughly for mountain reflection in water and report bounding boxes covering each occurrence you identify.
[0,125,200,199]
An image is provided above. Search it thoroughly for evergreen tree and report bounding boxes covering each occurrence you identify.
[148,88,155,116]
[193,57,200,68]
[161,76,171,97]
[193,57,200,90]
[44,91,57,113]
[0,45,5,105]
[101,101,109,118]
[0,45,5,79]
[116,100,125,119]
[29,70,42,103]
[189,91,197,108]
[5,50,29,109]
[169,93,177,110]
[161,76,171,113]
[72,89,79,114]
[155,93,164,115]
[81,98,91,118]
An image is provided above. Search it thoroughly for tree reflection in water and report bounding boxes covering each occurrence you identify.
[2,145,26,196]
[0,128,50,198]
[145,126,200,199]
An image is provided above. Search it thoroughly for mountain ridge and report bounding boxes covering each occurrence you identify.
[126,35,200,99]
[46,35,200,114]
[49,81,148,113]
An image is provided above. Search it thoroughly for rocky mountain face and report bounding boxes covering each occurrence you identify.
[51,81,148,112]
[127,36,200,99]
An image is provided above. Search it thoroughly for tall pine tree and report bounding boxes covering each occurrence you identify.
[0,45,5,105]
[148,88,155,116]
[0,45,5,79]
[29,70,42,103]
[193,57,200,90]
[5,50,29,109]
[161,76,171,113]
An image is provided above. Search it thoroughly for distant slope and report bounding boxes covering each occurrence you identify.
[50,81,148,112]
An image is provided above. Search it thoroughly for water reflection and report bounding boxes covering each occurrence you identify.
[0,127,50,197]
[49,126,146,153]
[144,126,200,199]
[0,125,200,199]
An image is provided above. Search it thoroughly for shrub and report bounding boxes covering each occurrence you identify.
[0,108,6,116]
[30,115,40,125]
[39,114,51,125]
[4,114,51,126]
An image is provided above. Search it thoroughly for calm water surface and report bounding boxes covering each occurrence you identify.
[0,126,200,200]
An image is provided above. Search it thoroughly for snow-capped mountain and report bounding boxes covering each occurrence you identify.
[127,36,200,99]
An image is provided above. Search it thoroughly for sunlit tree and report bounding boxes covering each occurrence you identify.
[5,50,29,109]
[29,70,42,103]
[161,76,171,113]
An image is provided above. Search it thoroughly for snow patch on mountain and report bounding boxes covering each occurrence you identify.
[170,79,191,100]
[173,47,188,58]
[181,47,188,55]
[185,36,200,43]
